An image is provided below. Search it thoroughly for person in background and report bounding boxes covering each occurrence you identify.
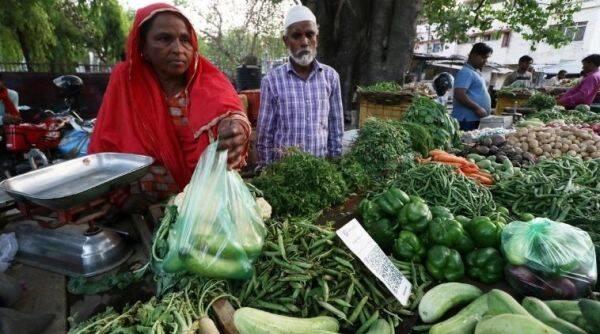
[503,55,533,87]
[256,5,344,167]
[432,72,454,106]
[452,43,493,131]
[546,70,567,86]
[558,54,600,109]
[0,74,21,126]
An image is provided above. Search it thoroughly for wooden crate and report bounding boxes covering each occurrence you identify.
[358,91,414,127]
[495,95,531,115]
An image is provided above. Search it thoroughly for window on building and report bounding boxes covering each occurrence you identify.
[567,22,587,41]
[501,31,511,47]
[468,35,477,43]
[482,34,492,41]
[432,42,443,53]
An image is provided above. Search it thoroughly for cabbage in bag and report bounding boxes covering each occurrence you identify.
[502,218,597,299]
[159,141,265,280]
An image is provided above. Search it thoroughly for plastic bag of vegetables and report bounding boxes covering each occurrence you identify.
[502,218,597,299]
[158,141,266,280]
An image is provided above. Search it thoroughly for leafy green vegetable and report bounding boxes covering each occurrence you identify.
[359,81,403,93]
[403,96,461,149]
[67,266,148,295]
[526,93,556,111]
[346,118,414,180]
[251,150,348,217]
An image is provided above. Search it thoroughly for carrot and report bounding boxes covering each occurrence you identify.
[461,166,480,174]
[434,155,469,165]
[477,171,493,178]
[468,174,494,185]
[438,162,464,168]
[429,149,447,157]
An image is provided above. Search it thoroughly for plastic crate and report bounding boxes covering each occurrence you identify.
[358,94,413,127]
[495,95,530,115]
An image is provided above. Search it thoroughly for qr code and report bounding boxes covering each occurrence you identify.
[364,247,404,293]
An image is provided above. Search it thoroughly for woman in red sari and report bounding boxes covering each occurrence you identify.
[89,3,250,200]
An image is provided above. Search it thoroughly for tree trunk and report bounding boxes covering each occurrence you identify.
[16,29,34,72]
[302,0,422,121]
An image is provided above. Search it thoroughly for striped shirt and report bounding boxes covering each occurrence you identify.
[256,60,344,166]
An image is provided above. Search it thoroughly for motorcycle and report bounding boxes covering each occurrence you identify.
[0,75,94,179]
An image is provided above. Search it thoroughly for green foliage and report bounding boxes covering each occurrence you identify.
[526,93,556,111]
[0,0,130,71]
[359,81,403,93]
[423,0,581,49]
[251,150,348,217]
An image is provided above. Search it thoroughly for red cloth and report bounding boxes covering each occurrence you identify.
[89,3,243,190]
[0,88,19,117]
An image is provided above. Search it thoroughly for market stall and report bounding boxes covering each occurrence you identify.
[2,89,598,334]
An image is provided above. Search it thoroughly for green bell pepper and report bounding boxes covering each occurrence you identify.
[428,218,474,254]
[426,245,465,281]
[364,218,398,252]
[358,199,382,225]
[465,248,505,284]
[374,187,410,216]
[464,216,503,248]
[398,199,432,233]
[393,230,425,261]
[430,206,454,220]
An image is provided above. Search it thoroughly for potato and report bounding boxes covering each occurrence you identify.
[529,139,539,148]
[592,152,600,159]
[567,150,578,156]
[521,143,529,152]
[569,144,580,151]
[541,144,552,152]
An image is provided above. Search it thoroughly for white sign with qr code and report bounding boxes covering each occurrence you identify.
[336,219,412,306]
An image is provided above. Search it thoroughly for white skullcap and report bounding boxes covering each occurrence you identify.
[284,5,316,30]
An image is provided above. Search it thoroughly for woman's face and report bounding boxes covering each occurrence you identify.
[142,13,194,80]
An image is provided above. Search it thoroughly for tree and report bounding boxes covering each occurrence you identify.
[0,0,130,72]
[423,0,581,49]
[179,0,289,77]
[301,0,581,114]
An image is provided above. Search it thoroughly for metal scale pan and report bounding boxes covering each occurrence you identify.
[0,153,154,277]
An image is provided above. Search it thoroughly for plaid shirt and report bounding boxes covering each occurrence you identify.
[256,60,344,166]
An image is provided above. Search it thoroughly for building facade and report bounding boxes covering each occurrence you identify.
[415,0,600,73]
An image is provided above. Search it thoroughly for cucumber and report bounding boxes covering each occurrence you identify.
[234,307,340,334]
[487,289,530,316]
[182,249,253,280]
[474,314,561,334]
[366,319,392,334]
[522,297,587,334]
[418,283,482,323]
[430,293,488,334]
[545,300,580,317]
[467,154,485,162]
[579,299,600,332]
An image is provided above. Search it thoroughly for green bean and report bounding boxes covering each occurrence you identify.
[280,275,311,282]
[356,311,379,334]
[318,301,347,319]
[277,229,287,260]
[333,256,354,269]
[348,296,368,323]
[331,298,352,308]
[254,300,289,313]
[285,303,301,313]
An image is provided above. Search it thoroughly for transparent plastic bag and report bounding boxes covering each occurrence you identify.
[502,218,597,299]
[161,141,265,279]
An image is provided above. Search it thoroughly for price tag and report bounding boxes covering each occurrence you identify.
[336,219,412,306]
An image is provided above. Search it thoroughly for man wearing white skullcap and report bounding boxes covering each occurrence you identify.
[256,5,344,167]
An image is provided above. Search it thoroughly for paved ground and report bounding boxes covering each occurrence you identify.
[7,264,66,334]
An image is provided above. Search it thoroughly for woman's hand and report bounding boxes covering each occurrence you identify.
[217,117,249,169]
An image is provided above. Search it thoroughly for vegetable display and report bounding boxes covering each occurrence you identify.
[232,219,430,331]
[344,118,414,179]
[403,96,461,149]
[393,163,497,217]
[251,150,348,217]
[461,133,536,167]
[526,93,556,111]
[492,157,600,234]
[505,125,600,160]
[501,218,597,299]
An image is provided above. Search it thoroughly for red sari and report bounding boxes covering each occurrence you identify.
[89,3,246,190]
